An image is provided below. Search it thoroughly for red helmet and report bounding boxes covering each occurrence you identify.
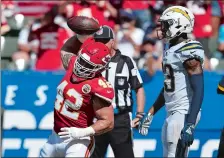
[74,41,111,78]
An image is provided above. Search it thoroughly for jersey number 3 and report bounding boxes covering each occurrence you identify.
[163,64,175,92]
[55,80,83,120]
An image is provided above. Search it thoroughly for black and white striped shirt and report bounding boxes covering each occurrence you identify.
[102,50,143,114]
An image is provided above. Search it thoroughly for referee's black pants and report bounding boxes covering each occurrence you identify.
[91,112,134,158]
[218,128,224,158]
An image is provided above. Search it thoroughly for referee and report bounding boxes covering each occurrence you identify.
[217,76,224,158]
[91,26,145,158]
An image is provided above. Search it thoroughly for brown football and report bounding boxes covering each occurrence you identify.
[67,16,100,35]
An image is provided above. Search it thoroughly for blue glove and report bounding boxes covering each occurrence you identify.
[139,113,153,136]
[180,123,195,148]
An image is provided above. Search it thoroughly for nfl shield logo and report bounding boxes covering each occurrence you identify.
[118,78,125,86]
[96,27,103,35]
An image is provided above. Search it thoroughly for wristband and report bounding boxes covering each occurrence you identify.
[135,112,145,118]
[84,126,95,136]
[136,112,145,115]
[75,126,95,138]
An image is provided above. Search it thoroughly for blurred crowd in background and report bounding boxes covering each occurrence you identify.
[1,0,224,76]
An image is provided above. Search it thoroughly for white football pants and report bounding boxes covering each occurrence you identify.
[162,111,201,157]
[40,130,95,157]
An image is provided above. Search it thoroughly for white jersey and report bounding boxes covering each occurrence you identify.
[162,40,204,114]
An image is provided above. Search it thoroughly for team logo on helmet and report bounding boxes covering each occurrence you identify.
[164,8,191,22]
[91,48,99,55]
[82,84,91,94]
[118,78,125,86]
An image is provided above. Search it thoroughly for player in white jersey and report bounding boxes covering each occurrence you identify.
[138,6,204,157]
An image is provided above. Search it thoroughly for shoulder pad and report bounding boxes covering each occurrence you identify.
[175,41,203,53]
[91,77,114,103]
[175,41,205,64]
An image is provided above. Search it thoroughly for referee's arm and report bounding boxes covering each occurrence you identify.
[126,58,145,127]
[217,76,224,95]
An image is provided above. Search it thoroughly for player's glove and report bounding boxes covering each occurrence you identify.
[58,126,95,143]
[180,123,195,148]
[138,113,153,136]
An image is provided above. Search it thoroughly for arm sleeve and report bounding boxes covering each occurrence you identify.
[179,42,205,124]
[186,73,204,124]
[61,36,75,52]
[126,57,143,90]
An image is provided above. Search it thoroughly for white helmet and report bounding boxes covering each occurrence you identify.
[158,6,194,40]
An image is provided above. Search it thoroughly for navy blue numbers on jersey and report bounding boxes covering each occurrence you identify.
[163,64,175,92]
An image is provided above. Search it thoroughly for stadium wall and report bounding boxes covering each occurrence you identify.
[1,70,223,157]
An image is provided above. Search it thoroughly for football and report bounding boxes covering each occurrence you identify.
[67,16,100,35]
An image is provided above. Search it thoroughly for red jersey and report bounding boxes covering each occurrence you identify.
[54,56,114,133]
[31,23,69,70]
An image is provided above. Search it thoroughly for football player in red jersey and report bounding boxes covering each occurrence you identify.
[40,41,114,157]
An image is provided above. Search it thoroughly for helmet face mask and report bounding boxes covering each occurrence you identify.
[73,42,111,79]
[74,54,102,78]
[157,19,174,40]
